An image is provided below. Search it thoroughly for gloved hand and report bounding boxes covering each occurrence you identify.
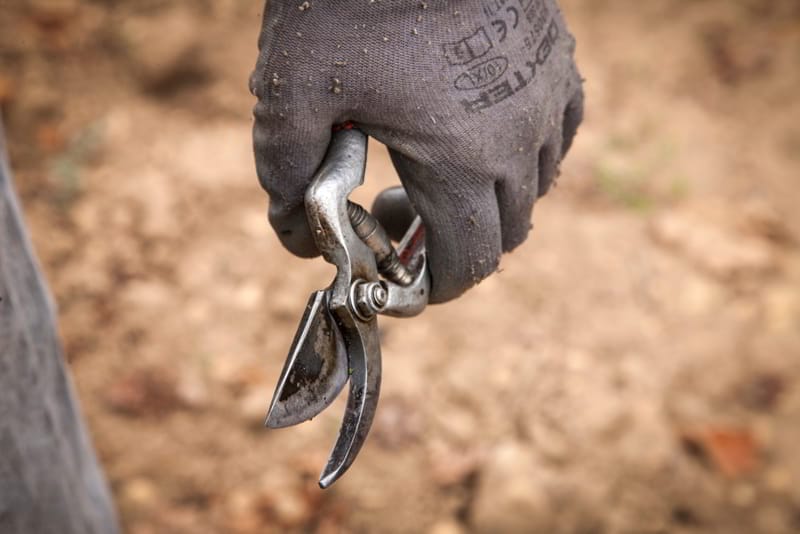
[251,0,583,303]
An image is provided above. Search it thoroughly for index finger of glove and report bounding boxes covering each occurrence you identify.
[251,96,333,258]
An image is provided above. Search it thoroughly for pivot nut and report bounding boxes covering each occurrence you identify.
[350,280,387,321]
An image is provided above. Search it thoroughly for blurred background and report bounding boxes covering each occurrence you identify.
[1,0,799,532]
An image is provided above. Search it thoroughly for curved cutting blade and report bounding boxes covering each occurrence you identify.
[318,312,382,488]
[265,290,348,428]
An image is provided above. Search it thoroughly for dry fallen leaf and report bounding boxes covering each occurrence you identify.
[681,427,759,478]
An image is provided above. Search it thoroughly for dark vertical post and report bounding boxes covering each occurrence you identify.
[0,118,120,533]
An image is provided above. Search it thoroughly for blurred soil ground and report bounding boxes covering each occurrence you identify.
[1,0,800,532]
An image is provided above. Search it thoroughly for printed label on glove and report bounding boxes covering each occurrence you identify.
[444,0,560,113]
[443,28,494,66]
[454,57,509,90]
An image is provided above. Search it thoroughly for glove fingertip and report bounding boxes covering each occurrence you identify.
[268,202,320,258]
[371,186,417,242]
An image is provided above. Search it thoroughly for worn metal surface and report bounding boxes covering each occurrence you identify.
[383,217,428,318]
[304,129,382,488]
[347,201,413,287]
[265,290,348,428]
[265,129,430,487]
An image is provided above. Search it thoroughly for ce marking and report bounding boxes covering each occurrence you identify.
[490,6,520,43]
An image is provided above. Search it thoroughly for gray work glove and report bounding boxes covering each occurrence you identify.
[251,0,583,303]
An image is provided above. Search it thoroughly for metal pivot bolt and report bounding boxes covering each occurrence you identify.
[350,280,388,321]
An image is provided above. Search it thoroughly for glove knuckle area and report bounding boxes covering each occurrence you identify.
[253,124,330,193]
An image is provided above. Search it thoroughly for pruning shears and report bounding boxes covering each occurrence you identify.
[265,128,429,488]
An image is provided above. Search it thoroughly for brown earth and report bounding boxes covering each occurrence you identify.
[2,0,800,532]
